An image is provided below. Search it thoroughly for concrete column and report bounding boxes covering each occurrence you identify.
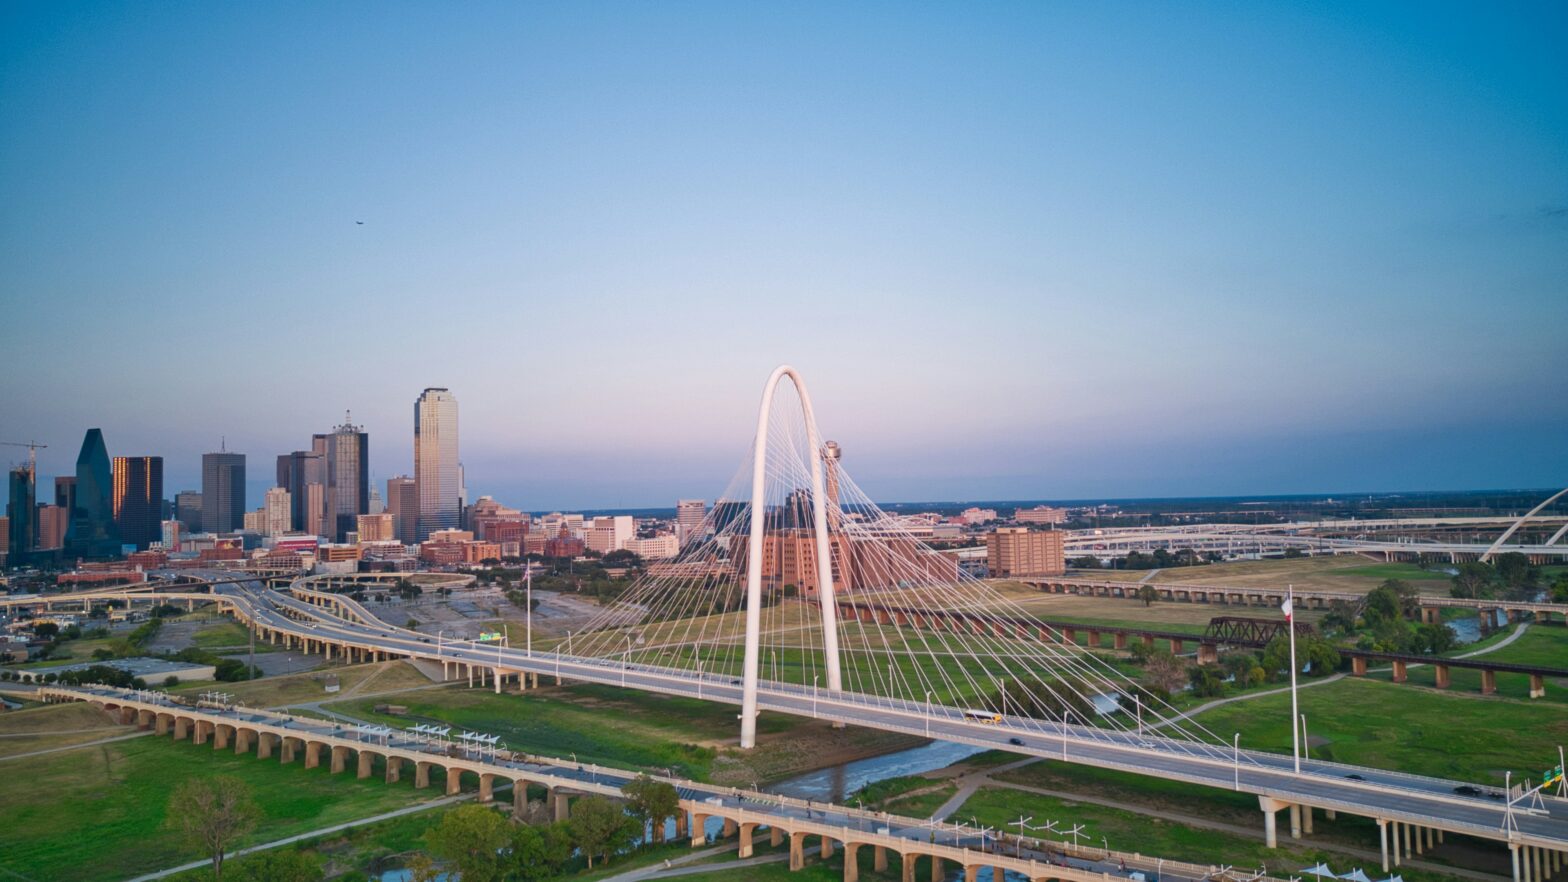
[678,811,690,842]
[931,857,943,882]
[1415,824,1424,854]
[446,766,462,795]
[386,756,402,784]
[415,761,432,789]
[845,843,861,882]
[304,741,322,769]
[739,823,756,858]
[1392,822,1402,866]
[1435,665,1451,688]
[479,773,498,803]
[1530,674,1546,698]
[234,728,253,755]
[770,825,781,847]
[722,817,738,839]
[1482,670,1498,694]
[280,737,296,763]
[494,668,502,694]
[554,790,570,821]
[173,718,189,740]
[965,867,978,882]
[1302,805,1313,835]
[1264,806,1278,849]
[875,845,888,872]
[257,732,276,759]
[213,724,231,750]
[1379,820,1389,872]
[1391,661,1407,683]
[1403,820,1413,857]
[512,780,527,817]
[993,866,1005,882]
[821,834,834,859]
[789,832,807,871]
[901,853,916,882]
[690,813,708,846]
[357,750,374,779]
[1511,846,1520,882]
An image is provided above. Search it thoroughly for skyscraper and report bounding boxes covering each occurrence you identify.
[202,449,246,533]
[175,490,203,532]
[677,499,707,542]
[8,465,36,555]
[317,416,369,542]
[54,476,76,515]
[262,487,292,536]
[112,456,163,549]
[66,428,119,557]
[414,388,459,540]
[386,476,418,545]
[277,449,325,532]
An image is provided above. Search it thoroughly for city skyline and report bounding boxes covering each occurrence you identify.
[1,3,1565,508]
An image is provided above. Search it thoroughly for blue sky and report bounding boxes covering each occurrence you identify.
[2,2,1564,509]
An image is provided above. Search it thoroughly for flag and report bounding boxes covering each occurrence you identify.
[1281,598,1293,622]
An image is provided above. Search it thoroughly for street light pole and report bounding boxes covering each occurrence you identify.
[925,691,934,737]
[525,563,532,658]
[1233,733,1241,790]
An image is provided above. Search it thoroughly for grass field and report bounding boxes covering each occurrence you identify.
[333,681,924,787]
[0,732,439,881]
[170,659,437,707]
[1193,676,1568,784]
[190,620,273,651]
[0,701,131,757]
[1069,556,1457,595]
[954,785,1477,882]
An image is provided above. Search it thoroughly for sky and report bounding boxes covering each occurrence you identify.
[1,1,1565,510]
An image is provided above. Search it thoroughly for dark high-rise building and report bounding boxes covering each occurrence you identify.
[386,475,418,544]
[277,449,325,533]
[175,490,203,532]
[66,428,119,557]
[315,417,368,542]
[112,456,163,550]
[8,465,36,555]
[54,476,76,514]
[202,450,246,533]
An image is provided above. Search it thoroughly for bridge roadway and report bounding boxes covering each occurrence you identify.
[40,683,1294,882]
[34,573,1568,871]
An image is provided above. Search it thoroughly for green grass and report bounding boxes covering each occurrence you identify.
[0,731,442,881]
[1468,625,1568,669]
[955,786,1475,882]
[1194,676,1568,784]
[190,621,274,652]
[1331,563,1453,584]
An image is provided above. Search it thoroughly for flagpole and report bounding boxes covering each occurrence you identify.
[1287,583,1300,774]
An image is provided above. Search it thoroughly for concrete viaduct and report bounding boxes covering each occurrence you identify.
[35,684,1305,882]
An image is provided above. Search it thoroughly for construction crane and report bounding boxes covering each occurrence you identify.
[0,440,48,474]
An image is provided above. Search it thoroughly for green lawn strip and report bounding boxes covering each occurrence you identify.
[1462,626,1568,668]
[334,684,736,781]
[0,733,439,882]
[956,786,1476,882]
[1194,677,1568,784]
[191,620,276,652]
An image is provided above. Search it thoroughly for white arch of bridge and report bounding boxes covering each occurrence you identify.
[740,365,843,749]
[1482,486,1568,562]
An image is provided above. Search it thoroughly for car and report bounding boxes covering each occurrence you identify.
[1008,737,1024,746]
[1454,785,1483,797]
[1345,774,1365,781]
[730,679,741,685]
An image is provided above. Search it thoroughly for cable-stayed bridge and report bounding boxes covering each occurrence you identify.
[15,366,1568,878]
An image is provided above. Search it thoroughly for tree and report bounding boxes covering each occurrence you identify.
[1415,622,1456,655]
[31,621,58,639]
[1493,552,1538,591]
[166,776,259,881]
[1070,555,1101,569]
[1451,562,1497,600]
[1261,633,1341,679]
[1136,585,1158,607]
[1187,663,1227,698]
[1141,650,1187,695]
[230,850,325,882]
[423,804,509,882]
[621,774,680,844]
[506,821,573,881]
[569,796,638,868]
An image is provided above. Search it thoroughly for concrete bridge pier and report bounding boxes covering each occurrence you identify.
[722,817,738,839]
[874,845,888,872]
[303,741,322,769]
[820,834,833,858]
[331,745,348,774]
[357,750,374,779]
[233,728,252,755]
[479,773,496,802]
[257,731,277,759]
[553,788,570,822]
[844,843,862,882]
[512,781,528,818]
[788,831,807,871]
[1259,796,1285,848]
[386,756,402,783]
[446,767,462,795]
[1289,803,1302,839]
[738,822,758,858]
[415,761,432,789]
